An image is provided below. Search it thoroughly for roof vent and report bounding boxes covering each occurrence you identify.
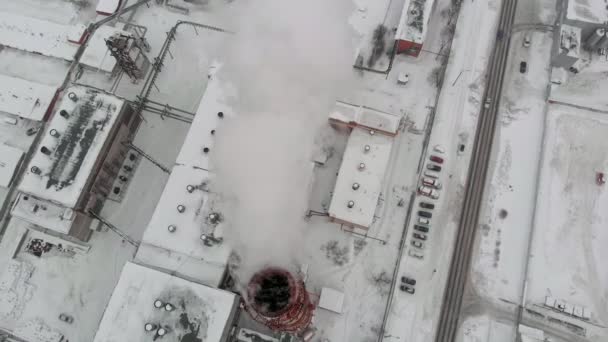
[49,129,60,138]
[164,303,174,311]
[153,299,163,309]
[203,147,210,153]
[369,130,375,136]
[347,200,355,208]
[157,328,167,337]
[177,205,185,213]
[67,92,78,102]
[186,185,195,193]
[167,225,176,233]
[144,323,157,332]
[364,145,371,153]
[40,146,52,155]
[30,166,41,175]
[217,111,224,118]
[352,183,360,190]
[59,110,70,119]
[211,129,216,135]
[358,162,366,171]
[208,212,221,224]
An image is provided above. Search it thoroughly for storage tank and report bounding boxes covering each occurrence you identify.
[245,267,314,334]
[585,28,604,49]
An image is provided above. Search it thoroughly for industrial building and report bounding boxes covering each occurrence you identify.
[554,24,582,70]
[328,102,400,231]
[93,262,240,342]
[135,77,233,287]
[12,86,139,241]
[395,0,437,57]
[564,0,608,38]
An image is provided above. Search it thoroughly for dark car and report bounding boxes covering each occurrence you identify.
[520,61,527,73]
[418,210,432,218]
[430,155,444,164]
[401,276,417,286]
[59,313,73,324]
[420,202,435,210]
[414,224,429,233]
[400,284,415,294]
[427,163,442,172]
[413,232,427,241]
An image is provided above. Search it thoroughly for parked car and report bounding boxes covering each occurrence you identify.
[433,145,445,154]
[411,240,424,249]
[418,210,432,218]
[59,313,73,324]
[401,276,417,286]
[418,186,439,199]
[430,155,444,164]
[520,61,527,73]
[523,34,531,47]
[400,284,415,294]
[424,170,440,179]
[426,163,442,172]
[409,249,424,259]
[413,232,427,241]
[414,225,429,233]
[418,217,430,225]
[420,202,435,210]
[422,177,442,189]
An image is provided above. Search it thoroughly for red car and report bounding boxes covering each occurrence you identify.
[430,155,444,164]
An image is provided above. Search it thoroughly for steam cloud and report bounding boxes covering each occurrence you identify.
[211,0,355,281]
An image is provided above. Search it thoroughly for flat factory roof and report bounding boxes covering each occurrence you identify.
[11,193,74,234]
[96,0,122,15]
[0,144,24,188]
[18,86,124,208]
[0,12,128,73]
[567,0,608,25]
[559,24,581,59]
[396,0,436,44]
[0,75,57,121]
[328,127,394,228]
[93,262,238,342]
[329,101,401,135]
[138,77,233,286]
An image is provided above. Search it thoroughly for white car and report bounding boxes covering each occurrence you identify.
[418,186,439,199]
[422,177,442,189]
[523,34,531,47]
[433,145,446,154]
[409,249,424,259]
[418,217,430,225]
[424,170,440,179]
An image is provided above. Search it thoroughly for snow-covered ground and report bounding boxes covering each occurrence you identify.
[524,103,608,339]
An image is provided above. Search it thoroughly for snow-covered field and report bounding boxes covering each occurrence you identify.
[526,103,608,329]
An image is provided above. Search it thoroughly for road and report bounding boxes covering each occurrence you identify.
[434,0,520,341]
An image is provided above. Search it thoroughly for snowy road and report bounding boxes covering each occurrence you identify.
[435,0,519,340]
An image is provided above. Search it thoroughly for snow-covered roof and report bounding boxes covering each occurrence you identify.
[0,12,128,73]
[0,75,57,121]
[318,287,345,314]
[11,193,74,234]
[18,86,125,208]
[138,78,233,286]
[559,24,581,58]
[93,262,238,342]
[328,127,394,228]
[0,144,23,188]
[96,0,121,15]
[329,101,401,135]
[567,0,608,25]
[396,0,436,44]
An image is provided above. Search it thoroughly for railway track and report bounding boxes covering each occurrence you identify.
[434,0,519,341]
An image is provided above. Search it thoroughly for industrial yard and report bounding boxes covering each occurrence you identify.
[0,0,607,342]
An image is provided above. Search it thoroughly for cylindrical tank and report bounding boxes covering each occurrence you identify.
[245,267,314,334]
[598,31,608,49]
[585,28,604,49]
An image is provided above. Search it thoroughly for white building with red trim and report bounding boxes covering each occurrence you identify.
[395,0,437,57]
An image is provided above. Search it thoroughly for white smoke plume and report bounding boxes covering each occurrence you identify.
[210,0,355,281]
